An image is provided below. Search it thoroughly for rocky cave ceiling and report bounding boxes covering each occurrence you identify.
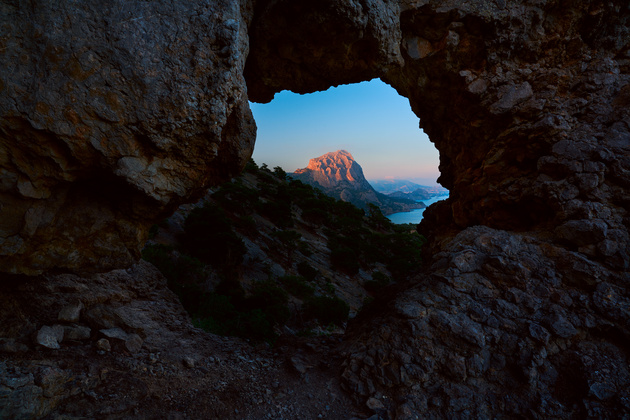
[0,0,629,277]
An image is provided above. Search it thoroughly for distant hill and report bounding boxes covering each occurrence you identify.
[290,150,424,215]
[370,179,423,194]
[371,179,449,201]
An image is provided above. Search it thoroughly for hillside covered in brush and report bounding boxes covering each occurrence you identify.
[143,160,426,343]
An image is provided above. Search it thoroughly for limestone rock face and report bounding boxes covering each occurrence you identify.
[0,0,256,274]
[294,150,375,191]
[291,150,424,214]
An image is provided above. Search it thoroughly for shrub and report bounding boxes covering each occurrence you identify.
[193,280,290,344]
[141,244,205,311]
[279,275,315,299]
[297,261,318,281]
[367,203,391,229]
[244,158,258,172]
[385,233,424,280]
[273,166,287,180]
[181,203,246,269]
[148,224,159,240]
[237,215,257,235]
[301,207,329,225]
[245,281,290,326]
[364,270,390,293]
[212,180,259,214]
[298,241,312,257]
[304,295,350,326]
[259,200,293,228]
[330,246,360,275]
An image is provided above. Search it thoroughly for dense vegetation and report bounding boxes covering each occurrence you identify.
[142,159,425,344]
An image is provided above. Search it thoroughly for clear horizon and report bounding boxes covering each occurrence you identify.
[249,78,442,186]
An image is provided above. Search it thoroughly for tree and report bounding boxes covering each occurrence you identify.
[273,229,302,264]
[273,166,287,180]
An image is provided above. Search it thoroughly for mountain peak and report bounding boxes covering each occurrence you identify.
[291,151,425,215]
[294,150,367,189]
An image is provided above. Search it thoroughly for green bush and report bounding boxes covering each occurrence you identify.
[181,203,246,270]
[364,270,390,293]
[297,261,318,281]
[245,281,290,326]
[244,158,258,173]
[367,203,391,229]
[141,244,205,312]
[273,166,287,180]
[330,246,360,275]
[148,224,159,240]
[259,200,293,228]
[301,207,329,225]
[212,180,259,214]
[237,215,258,235]
[279,275,315,299]
[298,241,312,257]
[193,280,290,344]
[304,295,350,326]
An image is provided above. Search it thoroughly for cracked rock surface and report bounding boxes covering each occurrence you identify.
[0,0,256,274]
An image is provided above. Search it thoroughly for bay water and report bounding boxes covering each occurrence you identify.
[386,194,449,224]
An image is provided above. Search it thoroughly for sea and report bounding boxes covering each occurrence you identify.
[386,194,449,225]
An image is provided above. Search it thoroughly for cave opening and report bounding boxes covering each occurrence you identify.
[249,78,448,224]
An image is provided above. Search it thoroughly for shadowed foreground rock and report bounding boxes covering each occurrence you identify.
[0,261,357,419]
[342,226,630,418]
[1,0,630,417]
[0,0,256,274]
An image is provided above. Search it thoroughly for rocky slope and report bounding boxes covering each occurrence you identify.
[2,0,630,418]
[0,163,425,419]
[145,161,424,332]
[291,150,425,215]
[0,261,363,419]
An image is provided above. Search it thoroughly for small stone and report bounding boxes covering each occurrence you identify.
[63,325,91,341]
[183,356,195,368]
[96,338,111,352]
[590,382,616,400]
[100,327,128,340]
[395,301,425,319]
[529,322,551,344]
[58,301,84,323]
[551,315,578,338]
[290,355,311,374]
[36,325,64,349]
[125,334,143,354]
[366,397,385,411]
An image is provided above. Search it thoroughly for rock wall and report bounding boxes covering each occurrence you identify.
[1,0,630,417]
[0,0,256,274]
[247,0,630,416]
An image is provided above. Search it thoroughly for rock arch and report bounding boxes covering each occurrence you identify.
[1,0,629,415]
[242,1,630,415]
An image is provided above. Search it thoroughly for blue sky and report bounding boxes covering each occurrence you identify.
[249,78,441,186]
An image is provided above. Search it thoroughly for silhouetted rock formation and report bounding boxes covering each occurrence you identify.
[291,150,424,215]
